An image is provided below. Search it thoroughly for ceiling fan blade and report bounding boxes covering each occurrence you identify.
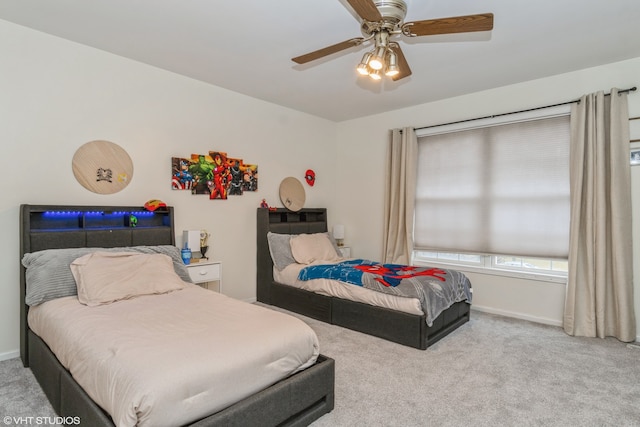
[402,13,494,37]
[346,0,383,22]
[292,38,365,64]
[390,44,411,81]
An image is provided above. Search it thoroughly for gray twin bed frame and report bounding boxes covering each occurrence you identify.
[256,207,471,350]
[20,204,334,427]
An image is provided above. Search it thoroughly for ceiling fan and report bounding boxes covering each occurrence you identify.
[292,0,493,81]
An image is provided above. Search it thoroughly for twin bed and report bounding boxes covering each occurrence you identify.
[256,208,471,350]
[20,204,334,427]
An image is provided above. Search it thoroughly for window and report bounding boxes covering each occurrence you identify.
[492,255,568,273]
[415,251,483,266]
[413,251,568,280]
[413,107,571,278]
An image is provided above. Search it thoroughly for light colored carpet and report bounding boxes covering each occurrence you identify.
[283,308,640,427]
[1,309,639,427]
[0,357,60,426]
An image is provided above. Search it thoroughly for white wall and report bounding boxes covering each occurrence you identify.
[3,19,640,359]
[0,20,339,359]
[336,57,640,339]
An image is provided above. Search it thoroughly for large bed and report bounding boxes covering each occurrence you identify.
[256,207,471,350]
[20,204,334,427]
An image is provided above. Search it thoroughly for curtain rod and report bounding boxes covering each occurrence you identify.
[414,86,637,132]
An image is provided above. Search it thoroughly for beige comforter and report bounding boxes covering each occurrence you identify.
[28,284,319,427]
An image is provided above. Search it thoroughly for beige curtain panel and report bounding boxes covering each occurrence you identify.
[382,128,417,264]
[564,89,636,342]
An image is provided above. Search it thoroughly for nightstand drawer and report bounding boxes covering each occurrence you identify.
[187,262,221,284]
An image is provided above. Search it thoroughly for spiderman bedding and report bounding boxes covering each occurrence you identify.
[298,259,472,326]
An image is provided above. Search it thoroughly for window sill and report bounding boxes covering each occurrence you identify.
[412,259,567,284]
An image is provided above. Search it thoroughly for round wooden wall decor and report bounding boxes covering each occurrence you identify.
[72,140,134,194]
[279,177,306,212]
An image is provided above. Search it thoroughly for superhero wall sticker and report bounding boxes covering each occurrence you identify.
[171,152,258,200]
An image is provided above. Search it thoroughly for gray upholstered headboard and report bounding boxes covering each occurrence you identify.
[19,204,175,366]
[256,207,327,304]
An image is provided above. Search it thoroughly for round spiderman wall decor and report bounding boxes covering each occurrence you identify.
[304,169,316,186]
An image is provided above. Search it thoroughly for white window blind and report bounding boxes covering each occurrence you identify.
[414,113,570,258]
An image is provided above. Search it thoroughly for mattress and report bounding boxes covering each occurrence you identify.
[274,261,424,316]
[28,284,319,427]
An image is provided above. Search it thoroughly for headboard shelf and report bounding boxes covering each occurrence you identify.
[21,205,175,255]
[27,207,170,231]
[264,208,327,226]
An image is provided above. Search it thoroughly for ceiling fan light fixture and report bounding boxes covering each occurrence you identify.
[356,64,370,75]
[368,58,383,70]
[369,69,382,80]
[356,52,373,75]
[385,50,399,76]
[368,46,387,70]
[385,65,399,77]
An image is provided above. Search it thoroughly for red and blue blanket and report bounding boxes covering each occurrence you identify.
[298,259,472,326]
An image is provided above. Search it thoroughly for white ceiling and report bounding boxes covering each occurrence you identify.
[2,0,640,122]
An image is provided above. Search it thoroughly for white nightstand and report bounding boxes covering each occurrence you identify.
[338,246,351,257]
[186,260,222,293]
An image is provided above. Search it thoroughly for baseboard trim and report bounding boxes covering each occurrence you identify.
[0,350,19,362]
[471,305,563,327]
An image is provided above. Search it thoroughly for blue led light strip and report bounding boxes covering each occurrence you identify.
[43,211,155,217]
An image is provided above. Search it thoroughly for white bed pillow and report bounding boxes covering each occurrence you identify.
[290,233,341,264]
[71,252,187,306]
